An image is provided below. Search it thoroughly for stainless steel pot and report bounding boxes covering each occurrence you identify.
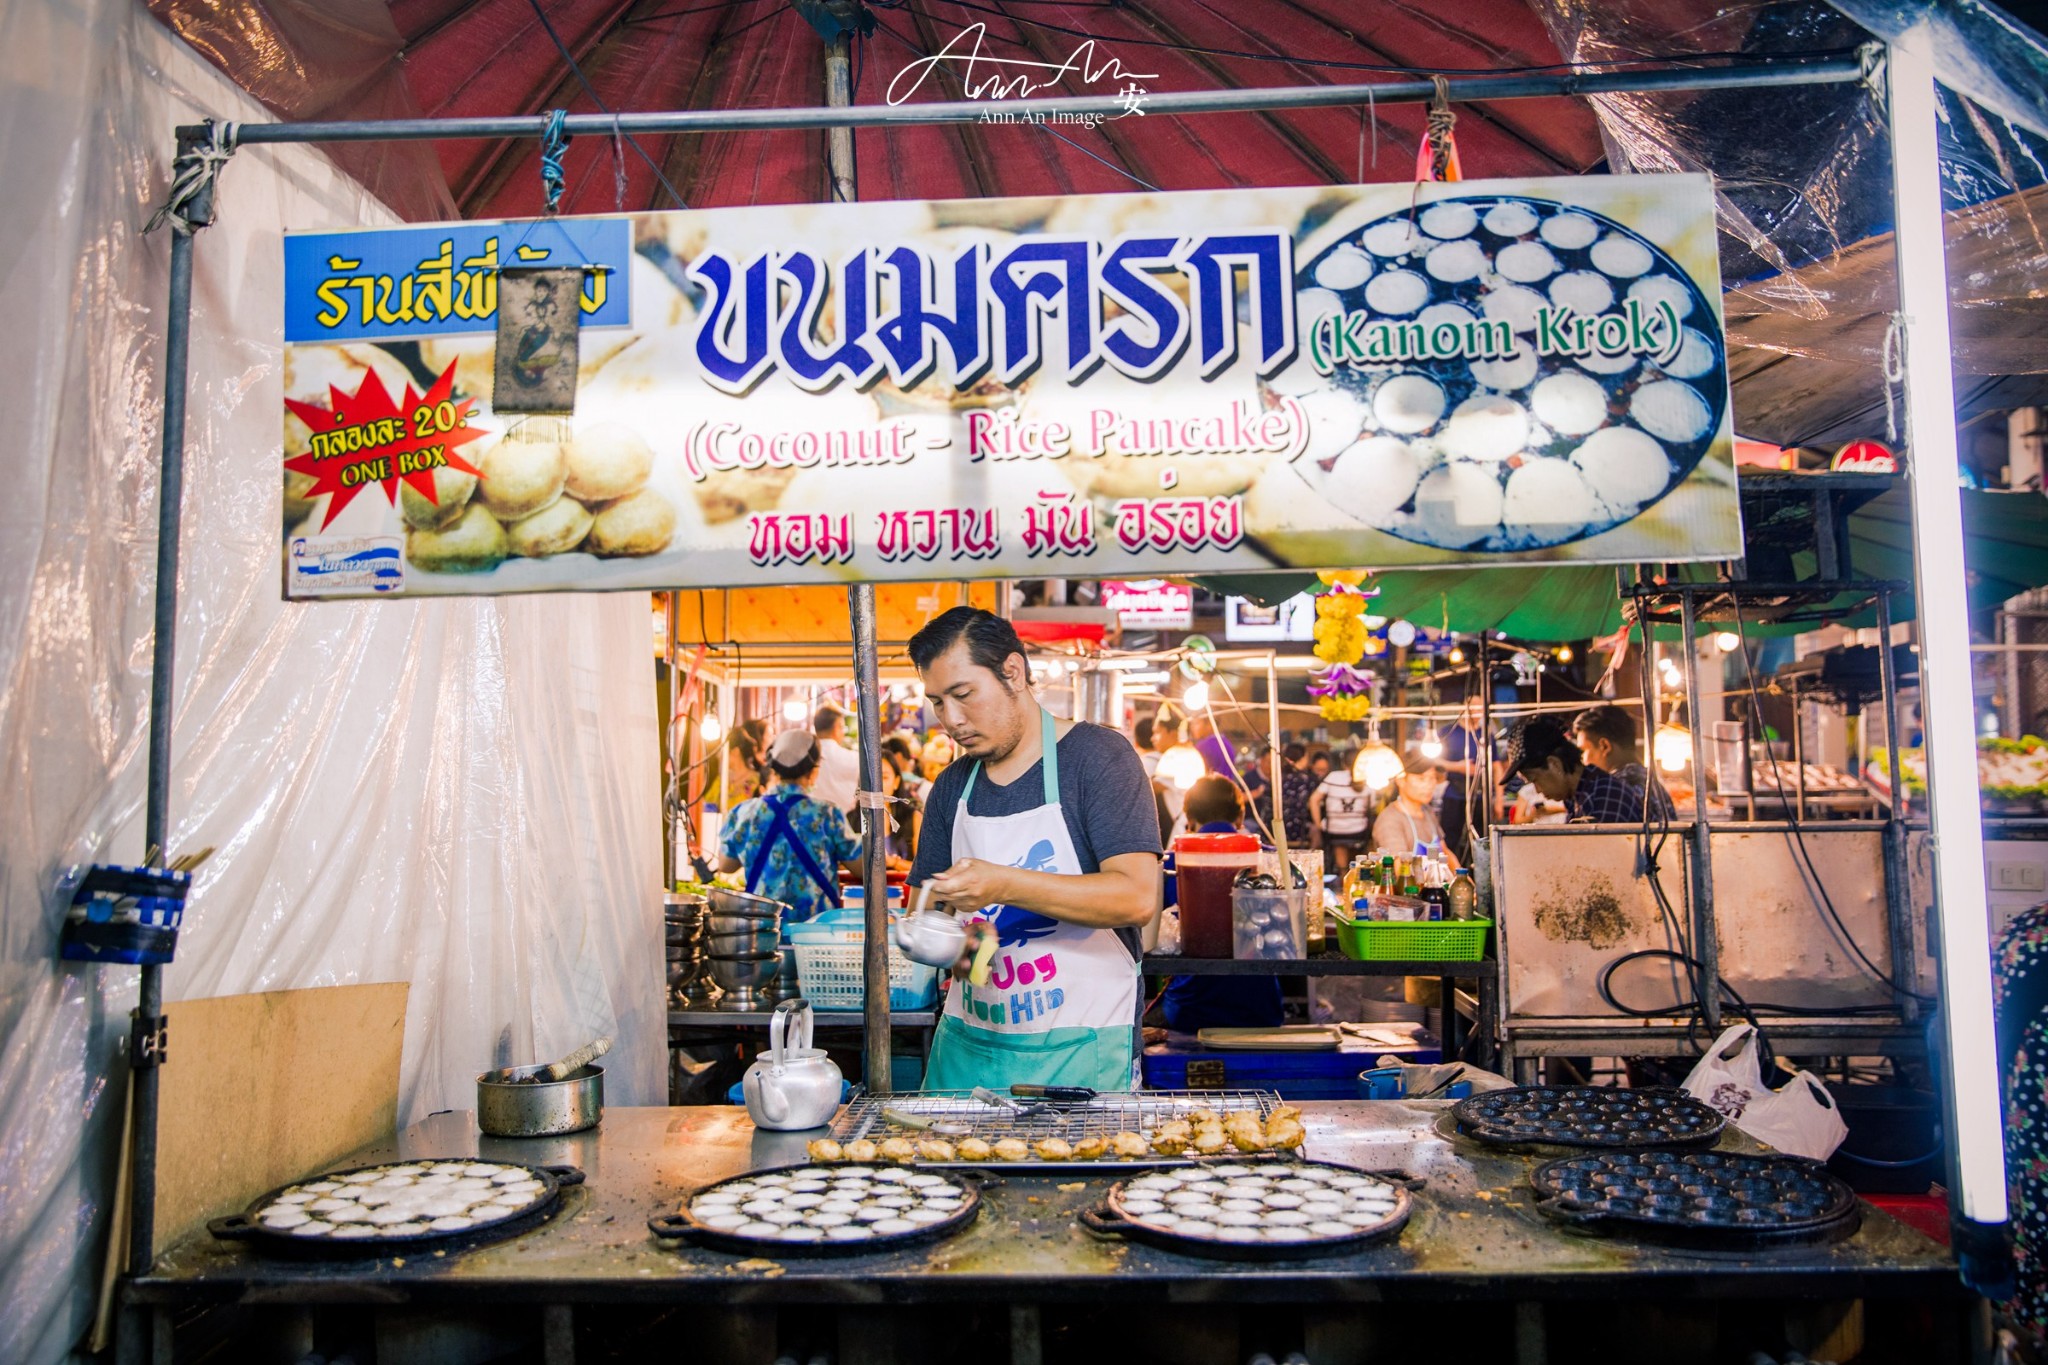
[709,886,785,920]
[707,927,779,955]
[709,950,781,990]
[477,1063,604,1137]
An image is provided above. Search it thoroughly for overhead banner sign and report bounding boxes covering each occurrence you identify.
[279,177,1739,600]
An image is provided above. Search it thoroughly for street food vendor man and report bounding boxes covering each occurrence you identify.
[908,607,1163,1090]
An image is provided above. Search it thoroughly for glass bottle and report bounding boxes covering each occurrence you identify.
[1448,867,1478,921]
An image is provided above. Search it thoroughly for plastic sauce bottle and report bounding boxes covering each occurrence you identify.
[1449,868,1477,921]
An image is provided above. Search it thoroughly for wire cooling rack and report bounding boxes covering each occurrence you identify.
[825,1089,1289,1171]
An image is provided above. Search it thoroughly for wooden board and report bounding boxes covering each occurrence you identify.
[155,983,407,1251]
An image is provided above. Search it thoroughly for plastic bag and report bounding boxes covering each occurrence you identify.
[1682,1024,1848,1161]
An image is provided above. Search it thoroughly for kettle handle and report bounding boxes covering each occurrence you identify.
[768,998,813,1066]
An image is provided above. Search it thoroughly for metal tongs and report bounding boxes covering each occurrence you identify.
[971,1085,1056,1120]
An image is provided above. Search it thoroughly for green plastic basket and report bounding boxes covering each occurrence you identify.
[1331,914,1491,963]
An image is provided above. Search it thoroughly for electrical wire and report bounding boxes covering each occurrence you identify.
[1034,122,1161,190]
[1726,599,1936,1003]
[626,0,766,25]
[906,0,1863,78]
[523,0,692,210]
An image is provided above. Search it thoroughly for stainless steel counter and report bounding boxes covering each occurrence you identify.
[134,1102,1959,1309]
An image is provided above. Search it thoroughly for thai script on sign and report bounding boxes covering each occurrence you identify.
[1020,488,1098,557]
[311,239,611,332]
[878,507,1001,563]
[1113,496,1243,555]
[687,231,1296,394]
[747,513,855,567]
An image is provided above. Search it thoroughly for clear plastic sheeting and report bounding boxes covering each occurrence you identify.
[1533,0,2048,445]
[0,6,662,1363]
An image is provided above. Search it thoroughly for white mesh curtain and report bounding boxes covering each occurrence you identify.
[0,6,664,1361]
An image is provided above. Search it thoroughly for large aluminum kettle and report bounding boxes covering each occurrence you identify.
[741,1000,842,1131]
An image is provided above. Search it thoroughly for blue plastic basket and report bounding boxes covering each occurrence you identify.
[786,909,939,1011]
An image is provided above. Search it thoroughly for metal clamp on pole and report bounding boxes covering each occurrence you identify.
[129,1013,169,1070]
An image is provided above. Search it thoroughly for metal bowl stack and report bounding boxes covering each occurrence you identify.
[664,892,713,1006]
[706,887,786,1011]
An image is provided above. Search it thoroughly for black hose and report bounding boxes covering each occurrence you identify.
[1726,602,1936,1004]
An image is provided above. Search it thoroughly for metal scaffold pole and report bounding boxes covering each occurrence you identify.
[822,32,893,1094]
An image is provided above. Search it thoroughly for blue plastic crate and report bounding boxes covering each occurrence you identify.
[1143,1033,1440,1100]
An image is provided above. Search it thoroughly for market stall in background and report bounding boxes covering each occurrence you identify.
[12,1,2048,1362]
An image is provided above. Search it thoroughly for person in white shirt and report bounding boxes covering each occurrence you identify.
[1309,749,1371,873]
[810,705,861,814]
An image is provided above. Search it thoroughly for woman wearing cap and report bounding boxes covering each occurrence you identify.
[719,728,863,928]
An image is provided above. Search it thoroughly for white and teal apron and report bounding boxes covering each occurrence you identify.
[921,710,1139,1092]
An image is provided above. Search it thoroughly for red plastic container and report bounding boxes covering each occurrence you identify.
[1173,832,1260,959]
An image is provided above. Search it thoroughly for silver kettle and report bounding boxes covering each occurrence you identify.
[892,883,999,985]
[742,1000,842,1131]
[892,883,968,969]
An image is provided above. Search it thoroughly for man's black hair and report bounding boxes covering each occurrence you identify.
[1504,716,1583,778]
[1571,703,1639,756]
[813,705,844,737]
[907,607,1029,688]
[1282,741,1306,764]
[1184,775,1243,828]
[1135,716,1156,749]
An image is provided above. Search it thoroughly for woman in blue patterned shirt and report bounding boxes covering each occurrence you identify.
[719,728,863,928]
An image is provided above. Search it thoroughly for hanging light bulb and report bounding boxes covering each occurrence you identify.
[1157,744,1206,792]
[1653,722,1693,772]
[701,713,724,743]
[1353,725,1404,790]
[782,698,807,723]
[1182,679,1210,711]
[1715,631,1741,654]
[1555,644,1574,663]
[1448,645,1465,665]
[1416,726,1445,760]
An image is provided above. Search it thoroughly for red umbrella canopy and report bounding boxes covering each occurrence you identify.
[152,0,1608,217]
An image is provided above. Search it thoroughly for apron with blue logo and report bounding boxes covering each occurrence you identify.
[921,710,1138,1092]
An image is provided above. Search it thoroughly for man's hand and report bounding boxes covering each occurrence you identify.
[927,858,1014,914]
[950,919,999,980]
